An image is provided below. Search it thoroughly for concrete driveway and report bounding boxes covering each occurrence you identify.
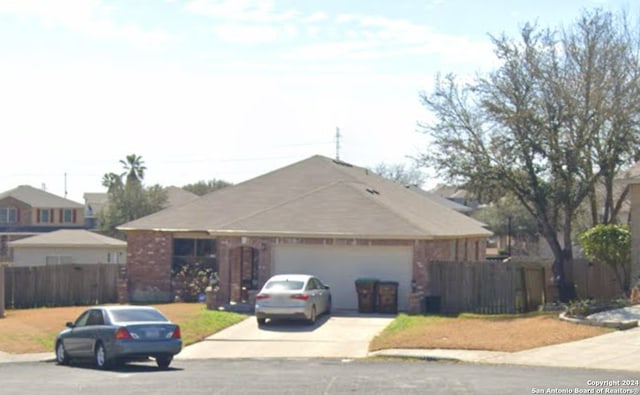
[175,313,395,359]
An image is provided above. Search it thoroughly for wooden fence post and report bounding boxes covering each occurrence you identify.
[0,263,5,318]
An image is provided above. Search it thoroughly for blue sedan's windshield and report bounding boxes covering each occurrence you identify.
[110,309,168,323]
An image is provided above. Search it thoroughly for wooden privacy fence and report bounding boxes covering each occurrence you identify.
[0,263,5,317]
[566,258,623,300]
[4,264,121,308]
[427,260,547,314]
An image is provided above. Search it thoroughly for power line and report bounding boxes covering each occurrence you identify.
[335,127,341,161]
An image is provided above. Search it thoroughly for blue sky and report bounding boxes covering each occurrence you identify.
[0,0,633,202]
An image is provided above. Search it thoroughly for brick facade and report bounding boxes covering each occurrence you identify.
[123,231,487,312]
[125,230,173,303]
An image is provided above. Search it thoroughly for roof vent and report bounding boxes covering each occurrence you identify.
[365,188,380,195]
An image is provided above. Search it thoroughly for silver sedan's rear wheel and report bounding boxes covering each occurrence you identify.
[55,341,69,365]
[94,342,111,370]
[307,306,317,325]
[257,317,266,326]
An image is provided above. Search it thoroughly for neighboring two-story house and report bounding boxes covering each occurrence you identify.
[0,185,85,261]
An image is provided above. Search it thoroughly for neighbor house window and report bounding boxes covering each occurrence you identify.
[38,209,53,223]
[0,207,17,224]
[61,209,74,223]
[46,256,72,265]
[107,252,121,264]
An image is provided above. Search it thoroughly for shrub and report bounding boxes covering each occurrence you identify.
[172,261,215,302]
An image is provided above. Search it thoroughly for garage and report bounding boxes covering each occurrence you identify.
[272,244,413,311]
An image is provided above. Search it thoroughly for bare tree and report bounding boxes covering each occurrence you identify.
[419,10,640,300]
[373,163,426,187]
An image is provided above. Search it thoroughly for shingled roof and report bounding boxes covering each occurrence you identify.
[9,229,125,248]
[118,155,491,239]
[0,185,83,208]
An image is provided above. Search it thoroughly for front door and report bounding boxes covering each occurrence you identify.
[230,246,259,303]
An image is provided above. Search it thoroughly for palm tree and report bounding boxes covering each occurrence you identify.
[101,172,123,193]
[120,154,146,184]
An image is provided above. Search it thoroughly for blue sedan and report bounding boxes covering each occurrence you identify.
[55,305,182,369]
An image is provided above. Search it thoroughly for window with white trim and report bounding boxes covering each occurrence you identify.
[39,209,51,223]
[0,207,17,224]
[62,209,74,223]
[107,252,121,264]
[45,256,72,265]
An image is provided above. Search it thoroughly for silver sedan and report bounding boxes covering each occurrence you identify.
[255,274,332,326]
[55,305,182,369]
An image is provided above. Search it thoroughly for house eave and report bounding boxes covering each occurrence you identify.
[207,229,492,240]
[9,243,126,248]
[118,227,491,240]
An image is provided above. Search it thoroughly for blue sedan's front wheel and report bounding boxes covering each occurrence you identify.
[55,341,69,365]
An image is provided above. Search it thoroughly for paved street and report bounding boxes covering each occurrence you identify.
[1,359,638,395]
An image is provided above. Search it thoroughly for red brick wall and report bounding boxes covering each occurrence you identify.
[124,231,488,310]
[126,230,173,303]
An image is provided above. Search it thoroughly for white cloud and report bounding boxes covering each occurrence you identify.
[185,0,299,22]
[304,11,327,23]
[214,23,281,43]
[0,0,172,47]
[281,12,496,69]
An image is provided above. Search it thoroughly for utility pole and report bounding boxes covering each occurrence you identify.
[335,127,341,161]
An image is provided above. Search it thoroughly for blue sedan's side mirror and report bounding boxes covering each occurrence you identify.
[66,322,75,328]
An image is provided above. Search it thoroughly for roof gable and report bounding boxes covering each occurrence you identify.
[0,185,83,208]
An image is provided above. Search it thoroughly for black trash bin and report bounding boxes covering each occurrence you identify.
[376,281,398,314]
[355,278,378,313]
[422,296,441,314]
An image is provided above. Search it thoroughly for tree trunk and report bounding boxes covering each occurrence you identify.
[541,220,575,302]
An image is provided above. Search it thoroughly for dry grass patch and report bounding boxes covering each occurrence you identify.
[0,304,246,354]
[370,313,612,353]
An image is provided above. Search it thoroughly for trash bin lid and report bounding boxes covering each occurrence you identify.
[355,278,379,284]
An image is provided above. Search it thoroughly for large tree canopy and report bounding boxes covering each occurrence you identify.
[182,179,232,196]
[419,10,640,300]
[99,154,167,236]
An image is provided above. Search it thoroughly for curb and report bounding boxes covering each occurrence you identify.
[558,312,639,330]
[368,353,461,363]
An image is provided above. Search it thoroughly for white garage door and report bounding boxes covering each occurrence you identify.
[272,244,413,311]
